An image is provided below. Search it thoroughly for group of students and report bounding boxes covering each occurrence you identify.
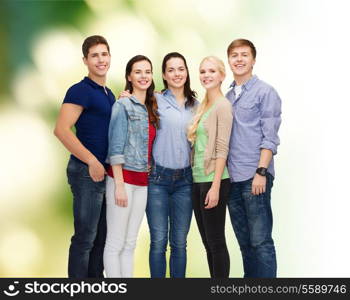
[54,35,282,278]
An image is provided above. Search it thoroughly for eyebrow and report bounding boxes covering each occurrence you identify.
[90,51,109,55]
[167,66,185,70]
[133,68,152,71]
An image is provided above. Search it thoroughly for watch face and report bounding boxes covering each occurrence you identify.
[257,167,267,176]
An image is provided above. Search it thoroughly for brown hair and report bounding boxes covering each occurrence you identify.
[161,52,197,108]
[227,39,256,59]
[125,55,159,129]
[82,35,110,58]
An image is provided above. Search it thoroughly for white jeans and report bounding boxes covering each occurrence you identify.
[103,176,147,277]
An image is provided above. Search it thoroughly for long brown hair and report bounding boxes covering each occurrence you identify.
[125,55,159,128]
[161,52,197,108]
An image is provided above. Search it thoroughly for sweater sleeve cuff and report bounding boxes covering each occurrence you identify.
[215,152,229,159]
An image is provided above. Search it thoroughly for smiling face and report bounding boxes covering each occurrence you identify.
[83,43,110,80]
[199,59,225,90]
[127,60,153,92]
[163,57,188,89]
[228,45,255,81]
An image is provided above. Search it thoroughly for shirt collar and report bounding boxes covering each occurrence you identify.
[229,75,258,91]
[162,89,172,97]
[162,89,188,107]
[129,95,147,108]
[83,76,106,90]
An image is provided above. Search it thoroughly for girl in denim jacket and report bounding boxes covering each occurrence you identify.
[118,53,198,278]
[104,55,159,277]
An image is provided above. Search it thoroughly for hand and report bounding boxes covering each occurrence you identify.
[87,158,105,182]
[204,186,220,209]
[119,90,131,98]
[115,183,128,207]
[251,174,266,195]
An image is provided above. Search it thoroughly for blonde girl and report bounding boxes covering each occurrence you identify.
[188,56,233,278]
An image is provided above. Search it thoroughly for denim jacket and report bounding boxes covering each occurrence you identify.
[106,96,149,172]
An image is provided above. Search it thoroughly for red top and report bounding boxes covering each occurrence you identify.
[107,121,156,186]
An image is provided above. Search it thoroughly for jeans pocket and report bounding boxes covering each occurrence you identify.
[94,179,106,194]
[183,173,193,185]
[243,191,266,218]
[81,164,92,179]
[148,175,156,183]
[67,158,82,173]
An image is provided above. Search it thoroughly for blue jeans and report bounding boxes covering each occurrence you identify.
[227,173,277,278]
[146,164,193,278]
[66,158,107,278]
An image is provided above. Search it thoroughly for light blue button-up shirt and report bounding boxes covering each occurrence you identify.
[226,75,282,182]
[152,89,197,169]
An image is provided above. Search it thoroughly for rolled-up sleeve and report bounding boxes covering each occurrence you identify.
[260,88,282,155]
[107,101,128,165]
[215,100,233,159]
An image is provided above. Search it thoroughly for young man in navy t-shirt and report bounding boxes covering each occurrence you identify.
[54,35,115,278]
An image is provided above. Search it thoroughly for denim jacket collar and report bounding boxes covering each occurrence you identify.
[128,95,147,109]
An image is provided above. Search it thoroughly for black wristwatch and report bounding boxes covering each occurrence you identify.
[256,167,267,176]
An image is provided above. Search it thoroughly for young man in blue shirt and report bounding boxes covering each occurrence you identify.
[54,35,115,277]
[226,39,282,278]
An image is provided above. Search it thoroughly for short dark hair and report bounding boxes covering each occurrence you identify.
[227,39,256,59]
[82,35,110,58]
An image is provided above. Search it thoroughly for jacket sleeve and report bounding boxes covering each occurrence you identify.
[259,87,282,155]
[215,100,233,159]
[107,101,128,165]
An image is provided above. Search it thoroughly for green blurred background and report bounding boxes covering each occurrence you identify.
[1,0,350,277]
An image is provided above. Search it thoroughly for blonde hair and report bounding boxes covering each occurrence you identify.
[187,56,226,145]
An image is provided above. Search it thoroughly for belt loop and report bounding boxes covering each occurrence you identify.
[151,156,156,171]
[159,164,164,177]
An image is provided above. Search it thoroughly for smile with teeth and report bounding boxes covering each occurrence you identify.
[96,65,107,70]
[202,79,213,84]
[138,80,149,85]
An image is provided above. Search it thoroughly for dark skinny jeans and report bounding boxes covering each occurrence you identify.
[192,178,230,278]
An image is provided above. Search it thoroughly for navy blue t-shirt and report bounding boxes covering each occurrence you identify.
[63,76,115,166]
